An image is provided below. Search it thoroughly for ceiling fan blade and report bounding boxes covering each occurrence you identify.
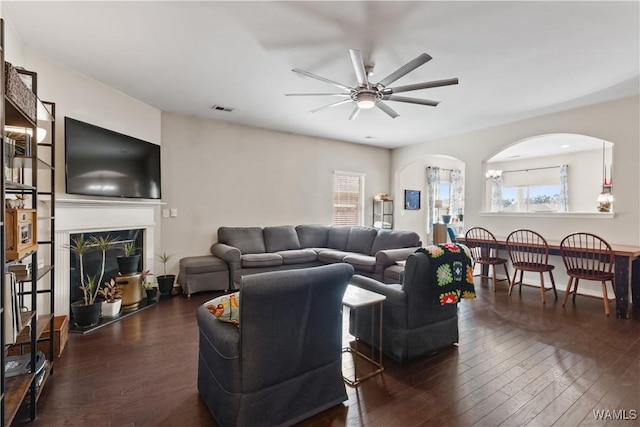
[348,106,361,121]
[309,99,352,113]
[285,93,351,97]
[383,78,459,95]
[292,68,352,92]
[377,53,432,88]
[384,95,440,106]
[349,49,370,88]
[376,101,399,119]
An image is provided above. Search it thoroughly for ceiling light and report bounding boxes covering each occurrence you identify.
[354,91,378,109]
[561,144,570,148]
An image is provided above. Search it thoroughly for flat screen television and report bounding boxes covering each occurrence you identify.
[65,117,161,199]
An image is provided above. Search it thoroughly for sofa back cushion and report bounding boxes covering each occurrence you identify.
[296,225,331,248]
[218,227,266,254]
[345,226,378,255]
[263,225,301,253]
[370,229,421,255]
[327,226,352,251]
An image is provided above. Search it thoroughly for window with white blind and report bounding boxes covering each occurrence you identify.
[333,172,364,226]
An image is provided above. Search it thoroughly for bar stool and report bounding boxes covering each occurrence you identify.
[464,227,509,291]
[506,229,557,303]
[560,232,614,315]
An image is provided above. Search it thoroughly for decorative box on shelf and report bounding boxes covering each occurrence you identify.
[4,61,37,123]
[5,208,38,260]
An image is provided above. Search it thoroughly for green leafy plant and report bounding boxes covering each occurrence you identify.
[122,242,137,257]
[98,278,123,303]
[140,269,155,290]
[157,252,172,276]
[67,234,120,305]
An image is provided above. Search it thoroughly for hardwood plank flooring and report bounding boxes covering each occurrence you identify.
[15,277,640,427]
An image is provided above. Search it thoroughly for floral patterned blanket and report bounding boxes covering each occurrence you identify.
[416,243,476,305]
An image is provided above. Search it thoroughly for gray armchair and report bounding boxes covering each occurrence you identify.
[348,250,460,363]
[197,263,354,427]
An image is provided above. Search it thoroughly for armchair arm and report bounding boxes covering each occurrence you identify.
[350,275,408,329]
[374,247,420,279]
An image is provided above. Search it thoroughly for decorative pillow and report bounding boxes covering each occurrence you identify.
[203,292,241,324]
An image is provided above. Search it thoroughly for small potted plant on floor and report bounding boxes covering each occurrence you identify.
[457,209,464,222]
[141,270,158,303]
[156,252,176,297]
[98,278,123,317]
[117,242,141,275]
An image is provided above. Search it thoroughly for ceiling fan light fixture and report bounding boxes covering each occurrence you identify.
[355,91,378,109]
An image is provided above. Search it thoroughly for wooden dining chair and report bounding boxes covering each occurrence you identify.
[464,227,509,291]
[559,232,615,315]
[506,229,557,304]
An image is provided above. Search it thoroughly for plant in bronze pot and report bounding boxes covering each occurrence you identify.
[156,252,176,297]
[117,242,141,275]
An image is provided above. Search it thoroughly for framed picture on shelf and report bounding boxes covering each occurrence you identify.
[404,190,421,210]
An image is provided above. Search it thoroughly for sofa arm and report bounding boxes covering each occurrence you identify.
[211,243,241,263]
[374,247,419,279]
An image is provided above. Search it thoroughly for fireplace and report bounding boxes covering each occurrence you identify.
[69,229,144,307]
[54,198,158,319]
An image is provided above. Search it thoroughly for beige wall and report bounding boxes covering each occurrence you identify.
[160,112,391,270]
[392,95,640,246]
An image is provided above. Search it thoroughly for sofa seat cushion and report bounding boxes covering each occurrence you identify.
[241,253,283,268]
[345,226,378,255]
[370,229,420,255]
[342,254,376,273]
[263,225,301,252]
[219,227,266,254]
[296,225,331,248]
[317,249,351,264]
[277,249,318,265]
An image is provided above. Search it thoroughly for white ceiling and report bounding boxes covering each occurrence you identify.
[3,1,639,150]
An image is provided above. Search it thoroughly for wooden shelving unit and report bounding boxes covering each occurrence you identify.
[1,18,56,426]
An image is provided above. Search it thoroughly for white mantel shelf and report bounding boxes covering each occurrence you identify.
[56,197,165,207]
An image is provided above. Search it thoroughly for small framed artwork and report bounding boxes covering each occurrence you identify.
[404,190,421,210]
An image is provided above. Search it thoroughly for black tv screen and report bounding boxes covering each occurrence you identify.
[65,117,161,199]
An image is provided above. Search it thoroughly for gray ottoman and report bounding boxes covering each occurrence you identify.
[177,255,230,296]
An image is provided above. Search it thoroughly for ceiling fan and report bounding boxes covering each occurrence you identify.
[286,49,458,120]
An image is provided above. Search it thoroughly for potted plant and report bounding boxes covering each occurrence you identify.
[457,209,464,222]
[68,235,119,327]
[141,270,158,303]
[98,278,123,317]
[156,252,176,296]
[117,242,141,275]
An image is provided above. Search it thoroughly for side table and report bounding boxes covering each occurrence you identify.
[342,284,386,387]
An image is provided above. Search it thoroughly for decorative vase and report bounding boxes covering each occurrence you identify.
[157,275,176,296]
[442,214,452,224]
[101,299,122,317]
[71,301,102,328]
[145,288,158,303]
[117,255,141,275]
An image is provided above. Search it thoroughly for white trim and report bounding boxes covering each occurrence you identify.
[333,170,366,177]
[479,211,615,219]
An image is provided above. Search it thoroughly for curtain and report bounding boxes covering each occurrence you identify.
[559,164,569,212]
[489,175,503,212]
[450,169,464,218]
[426,167,441,234]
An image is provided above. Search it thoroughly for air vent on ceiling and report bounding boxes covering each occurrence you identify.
[211,105,234,113]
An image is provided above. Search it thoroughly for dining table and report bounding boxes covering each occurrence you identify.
[455,236,640,318]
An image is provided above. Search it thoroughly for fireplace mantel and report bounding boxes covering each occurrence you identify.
[54,197,159,317]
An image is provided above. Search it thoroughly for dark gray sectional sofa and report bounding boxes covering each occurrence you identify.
[210,224,421,288]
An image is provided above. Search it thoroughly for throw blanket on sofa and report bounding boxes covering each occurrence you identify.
[417,243,476,305]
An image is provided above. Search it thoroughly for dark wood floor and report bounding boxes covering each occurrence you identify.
[17,278,640,427]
